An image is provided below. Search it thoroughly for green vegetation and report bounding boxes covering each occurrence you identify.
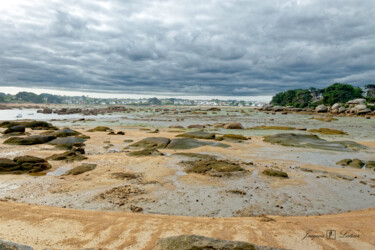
[271,89,312,108]
[271,83,369,107]
[323,83,363,106]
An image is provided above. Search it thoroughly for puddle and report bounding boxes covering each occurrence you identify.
[47,166,71,176]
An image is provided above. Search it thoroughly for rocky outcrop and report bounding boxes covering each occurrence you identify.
[154,235,285,250]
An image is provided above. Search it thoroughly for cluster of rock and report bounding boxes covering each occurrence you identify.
[37,106,134,115]
[0,156,51,174]
[261,99,374,116]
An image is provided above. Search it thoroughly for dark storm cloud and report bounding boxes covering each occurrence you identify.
[0,0,375,96]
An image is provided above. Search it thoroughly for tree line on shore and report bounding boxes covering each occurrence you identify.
[271,83,375,108]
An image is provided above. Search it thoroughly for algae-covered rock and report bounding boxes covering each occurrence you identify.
[263,169,288,178]
[0,121,57,130]
[63,164,96,175]
[4,135,56,145]
[129,137,170,148]
[127,148,164,157]
[48,137,85,149]
[167,138,229,150]
[308,128,347,135]
[349,159,365,169]
[176,131,215,140]
[47,151,87,162]
[87,126,111,132]
[263,133,366,151]
[366,161,375,169]
[0,156,51,174]
[223,134,248,141]
[3,125,25,134]
[336,159,352,166]
[13,156,51,173]
[154,235,281,250]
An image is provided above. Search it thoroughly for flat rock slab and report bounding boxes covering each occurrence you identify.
[263,133,366,151]
[129,137,171,148]
[167,138,229,150]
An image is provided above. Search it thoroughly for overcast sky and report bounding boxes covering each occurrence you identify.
[1,0,374,99]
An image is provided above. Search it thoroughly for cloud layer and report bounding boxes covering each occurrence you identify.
[1,0,374,96]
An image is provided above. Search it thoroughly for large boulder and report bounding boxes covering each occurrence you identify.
[223,123,244,129]
[315,105,328,113]
[272,106,284,112]
[338,107,346,113]
[154,235,285,250]
[331,103,342,110]
[347,99,366,105]
[4,135,56,145]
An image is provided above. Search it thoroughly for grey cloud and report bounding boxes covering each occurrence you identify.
[0,0,374,97]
